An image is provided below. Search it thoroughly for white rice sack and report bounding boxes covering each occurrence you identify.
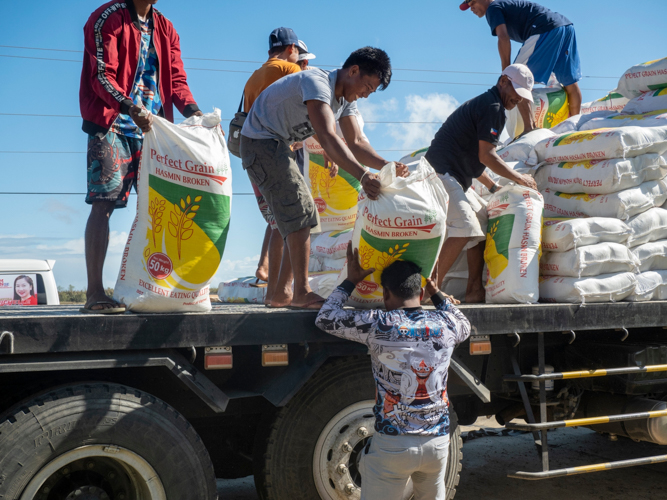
[218,277,266,304]
[322,257,347,272]
[399,147,429,165]
[542,179,667,219]
[542,217,631,252]
[540,243,638,277]
[442,277,467,302]
[311,229,353,260]
[309,256,324,273]
[504,87,569,139]
[528,126,667,166]
[581,92,630,114]
[337,159,448,308]
[534,153,667,195]
[626,270,667,301]
[627,207,667,247]
[114,110,231,313]
[623,88,667,115]
[539,273,637,304]
[632,240,667,272]
[617,57,667,99]
[497,129,556,163]
[578,110,667,132]
[308,271,339,299]
[484,184,543,304]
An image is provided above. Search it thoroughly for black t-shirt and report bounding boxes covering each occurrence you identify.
[425,87,505,191]
[486,0,572,44]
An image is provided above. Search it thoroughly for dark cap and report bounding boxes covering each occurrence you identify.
[459,1,471,10]
[269,27,305,52]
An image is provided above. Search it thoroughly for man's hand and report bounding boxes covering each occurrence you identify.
[425,277,461,305]
[192,110,204,117]
[361,171,382,200]
[323,150,339,178]
[395,162,409,178]
[292,141,304,151]
[129,105,153,133]
[517,174,537,191]
[346,242,375,285]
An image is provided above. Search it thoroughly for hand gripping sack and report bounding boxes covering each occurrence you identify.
[527,126,667,166]
[578,110,667,132]
[542,217,631,252]
[617,57,667,99]
[484,184,543,304]
[542,179,667,220]
[336,159,448,308]
[114,110,231,312]
[303,112,366,232]
[534,153,667,195]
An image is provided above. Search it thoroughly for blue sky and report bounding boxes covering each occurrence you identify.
[1,0,666,290]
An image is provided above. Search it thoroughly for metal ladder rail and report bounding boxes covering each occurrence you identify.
[504,331,667,480]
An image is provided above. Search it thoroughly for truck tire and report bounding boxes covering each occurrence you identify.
[255,356,463,500]
[0,382,217,500]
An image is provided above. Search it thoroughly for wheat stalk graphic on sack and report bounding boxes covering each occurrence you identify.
[359,244,374,269]
[376,243,410,270]
[148,197,166,247]
[318,167,337,198]
[168,195,202,260]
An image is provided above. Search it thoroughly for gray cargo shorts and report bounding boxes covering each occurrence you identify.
[240,135,319,238]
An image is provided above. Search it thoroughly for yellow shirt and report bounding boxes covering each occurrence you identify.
[243,58,301,112]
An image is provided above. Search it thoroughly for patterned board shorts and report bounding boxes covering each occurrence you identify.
[252,182,278,230]
[85,130,142,208]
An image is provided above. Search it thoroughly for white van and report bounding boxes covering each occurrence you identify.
[0,260,59,306]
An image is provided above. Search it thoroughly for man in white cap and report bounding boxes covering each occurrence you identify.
[425,63,538,303]
[296,40,316,71]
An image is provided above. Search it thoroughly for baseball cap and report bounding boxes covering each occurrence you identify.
[269,28,306,53]
[459,1,471,10]
[297,40,316,61]
[502,64,535,102]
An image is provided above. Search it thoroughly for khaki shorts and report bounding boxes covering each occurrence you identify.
[240,135,319,238]
[438,174,488,250]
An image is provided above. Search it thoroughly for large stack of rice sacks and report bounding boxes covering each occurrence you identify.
[531,57,667,303]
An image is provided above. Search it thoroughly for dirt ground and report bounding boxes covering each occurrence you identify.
[217,417,667,499]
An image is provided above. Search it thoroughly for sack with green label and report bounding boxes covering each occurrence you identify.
[581,92,629,115]
[114,109,232,312]
[303,113,366,232]
[484,184,543,304]
[617,57,667,99]
[336,159,448,308]
[505,86,570,139]
[623,88,667,115]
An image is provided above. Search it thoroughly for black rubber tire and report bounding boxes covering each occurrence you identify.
[0,382,217,499]
[255,356,463,500]
[443,414,463,500]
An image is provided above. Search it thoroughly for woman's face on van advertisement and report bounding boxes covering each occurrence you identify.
[15,278,32,299]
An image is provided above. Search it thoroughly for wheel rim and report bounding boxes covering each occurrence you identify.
[313,400,376,500]
[20,445,166,500]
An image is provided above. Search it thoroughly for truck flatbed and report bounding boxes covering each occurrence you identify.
[2,301,667,355]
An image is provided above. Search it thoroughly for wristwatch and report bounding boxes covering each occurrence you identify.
[489,184,500,194]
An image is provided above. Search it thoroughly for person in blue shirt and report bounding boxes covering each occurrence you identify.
[461,0,582,133]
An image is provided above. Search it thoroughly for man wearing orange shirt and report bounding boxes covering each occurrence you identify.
[245,28,306,304]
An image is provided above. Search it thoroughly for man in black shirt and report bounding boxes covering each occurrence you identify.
[461,0,582,132]
[426,64,537,303]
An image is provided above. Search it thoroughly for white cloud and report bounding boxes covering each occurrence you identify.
[0,231,127,257]
[212,254,261,286]
[356,98,398,131]
[388,93,459,150]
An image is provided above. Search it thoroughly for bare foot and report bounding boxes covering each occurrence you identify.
[269,288,294,308]
[290,291,325,310]
[84,291,125,311]
[464,288,485,304]
[255,266,269,282]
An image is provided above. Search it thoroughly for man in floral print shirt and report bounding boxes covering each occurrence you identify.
[316,243,470,500]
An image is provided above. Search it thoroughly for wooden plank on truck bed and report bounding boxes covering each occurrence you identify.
[1,302,667,355]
